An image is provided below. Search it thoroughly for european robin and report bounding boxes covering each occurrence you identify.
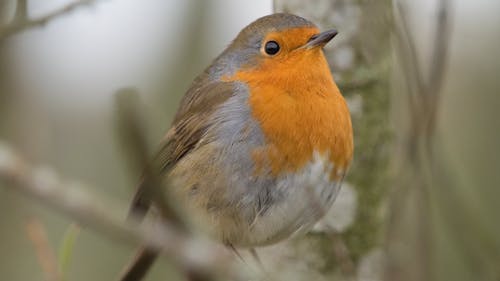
[120,13,353,280]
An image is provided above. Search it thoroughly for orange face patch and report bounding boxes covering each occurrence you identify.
[225,27,353,179]
[259,27,319,57]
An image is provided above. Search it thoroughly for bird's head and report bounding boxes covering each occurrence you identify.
[210,13,338,82]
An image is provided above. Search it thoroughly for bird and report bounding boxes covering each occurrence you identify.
[119,13,353,280]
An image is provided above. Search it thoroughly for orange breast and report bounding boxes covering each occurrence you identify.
[226,47,353,179]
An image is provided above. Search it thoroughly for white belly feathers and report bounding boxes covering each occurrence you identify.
[243,151,342,246]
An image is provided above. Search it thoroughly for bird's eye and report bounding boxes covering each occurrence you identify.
[264,41,280,55]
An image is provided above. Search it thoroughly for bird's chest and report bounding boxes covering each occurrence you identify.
[247,83,353,181]
[207,87,350,246]
[241,151,342,246]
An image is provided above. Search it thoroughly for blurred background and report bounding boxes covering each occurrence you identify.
[0,0,499,281]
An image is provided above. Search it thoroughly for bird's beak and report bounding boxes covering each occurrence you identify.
[304,29,338,49]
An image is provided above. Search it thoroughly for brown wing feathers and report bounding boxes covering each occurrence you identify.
[128,82,235,219]
[119,82,235,281]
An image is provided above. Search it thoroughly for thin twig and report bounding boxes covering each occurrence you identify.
[115,89,193,281]
[13,0,28,24]
[395,1,426,108]
[330,230,355,275]
[115,88,182,225]
[425,0,452,137]
[394,0,452,138]
[388,1,453,280]
[0,0,101,39]
[25,218,62,281]
[337,77,378,92]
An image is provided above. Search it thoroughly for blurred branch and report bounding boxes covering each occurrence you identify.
[115,88,182,225]
[426,0,452,135]
[25,218,62,281]
[394,0,452,144]
[388,1,453,281]
[337,77,378,92]
[330,231,355,275]
[0,0,101,39]
[13,0,28,24]
[393,1,424,118]
[0,142,247,281]
[115,89,192,281]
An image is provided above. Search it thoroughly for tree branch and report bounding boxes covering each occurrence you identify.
[25,218,62,281]
[0,142,247,281]
[13,0,28,24]
[0,0,101,39]
[425,0,452,136]
[115,88,182,225]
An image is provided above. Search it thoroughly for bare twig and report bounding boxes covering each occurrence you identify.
[337,77,378,92]
[425,0,452,136]
[0,142,247,281]
[394,1,425,105]
[330,231,355,275]
[25,218,62,281]
[394,0,453,140]
[0,0,101,39]
[13,0,28,24]
[115,88,192,281]
[393,1,426,130]
[388,1,453,281]
[115,88,182,225]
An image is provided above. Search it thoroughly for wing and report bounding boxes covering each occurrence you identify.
[128,80,237,219]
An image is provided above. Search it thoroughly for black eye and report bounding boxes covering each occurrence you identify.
[264,41,280,55]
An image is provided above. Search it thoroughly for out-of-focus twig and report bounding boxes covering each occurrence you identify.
[393,1,424,121]
[388,1,453,281]
[115,88,193,281]
[13,0,28,24]
[25,218,62,281]
[0,142,247,281]
[0,0,101,39]
[115,88,182,225]
[337,77,378,92]
[394,0,452,146]
[425,0,452,136]
[330,231,355,275]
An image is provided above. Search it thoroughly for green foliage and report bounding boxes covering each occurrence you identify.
[57,224,81,280]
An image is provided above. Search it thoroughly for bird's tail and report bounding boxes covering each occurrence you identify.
[118,247,159,281]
